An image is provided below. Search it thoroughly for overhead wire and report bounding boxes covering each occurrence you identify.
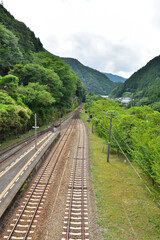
[112,125,132,152]
[87,101,160,204]
[111,131,160,207]
[92,105,156,181]
[96,122,160,204]
[112,125,154,179]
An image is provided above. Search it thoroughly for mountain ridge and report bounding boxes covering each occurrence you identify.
[102,72,126,83]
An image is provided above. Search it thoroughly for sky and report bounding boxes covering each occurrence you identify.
[2,0,160,78]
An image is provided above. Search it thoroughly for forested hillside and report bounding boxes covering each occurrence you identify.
[61,57,120,95]
[0,4,86,141]
[0,5,43,76]
[85,98,160,196]
[111,55,160,110]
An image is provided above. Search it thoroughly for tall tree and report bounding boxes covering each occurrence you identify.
[10,63,63,103]
[0,23,22,75]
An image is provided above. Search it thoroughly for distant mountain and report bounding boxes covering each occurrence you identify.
[102,73,126,83]
[111,55,160,110]
[61,57,121,95]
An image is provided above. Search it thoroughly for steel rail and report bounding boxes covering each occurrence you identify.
[0,111,74,163]
[81,118,85,240]
[0,129,51,164]
[0,127,51,155]
[6,110,78,240]
[66,115,86,240]
[66,116,80,240]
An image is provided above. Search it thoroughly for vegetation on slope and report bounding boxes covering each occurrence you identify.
[81,110,160,239]
[111,55,160,110]
[0,4,86,141]
[85,97,160,194]
[0,5,43,52]
[61,57,121,95]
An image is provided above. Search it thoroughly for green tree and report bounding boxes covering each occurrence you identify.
[151,101,160,112]
[0,23,22,75]
[86,98,160,187]
[17,82,55,124]
[0,74,26,106]
[76,78,86,102]
[0,5,43,55]
[0,90,31,140]
[10,63,63,103]
[0,74,18,92]
[33,52,78,106]
[18,82,55,108]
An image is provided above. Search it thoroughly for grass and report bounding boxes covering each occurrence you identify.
[81,111,160,240]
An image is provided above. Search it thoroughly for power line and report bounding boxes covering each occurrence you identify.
[95,115,156,180]
[96,122,157,197]
[88,102,160,187]
[111,132,143,181]
[111,131,160,206]
[112,125,154,179]
[112,125,132,152]
[96,122,142,179]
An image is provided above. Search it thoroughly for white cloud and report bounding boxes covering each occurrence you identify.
[3,0,160,78]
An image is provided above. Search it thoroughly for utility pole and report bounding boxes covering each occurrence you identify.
[89,100,91,116]
[59,108,62,132]
[22,53,25,66]
[52,106,54,132]
[32,113,39,150]
[107,113,113,163]
[92,121,94,133]
[132,98,135,107]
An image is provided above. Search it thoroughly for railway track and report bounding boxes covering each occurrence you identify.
[0,112,73,164]
[3,111,78,240]
[61,117,89,240]
[0,129,52,164]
